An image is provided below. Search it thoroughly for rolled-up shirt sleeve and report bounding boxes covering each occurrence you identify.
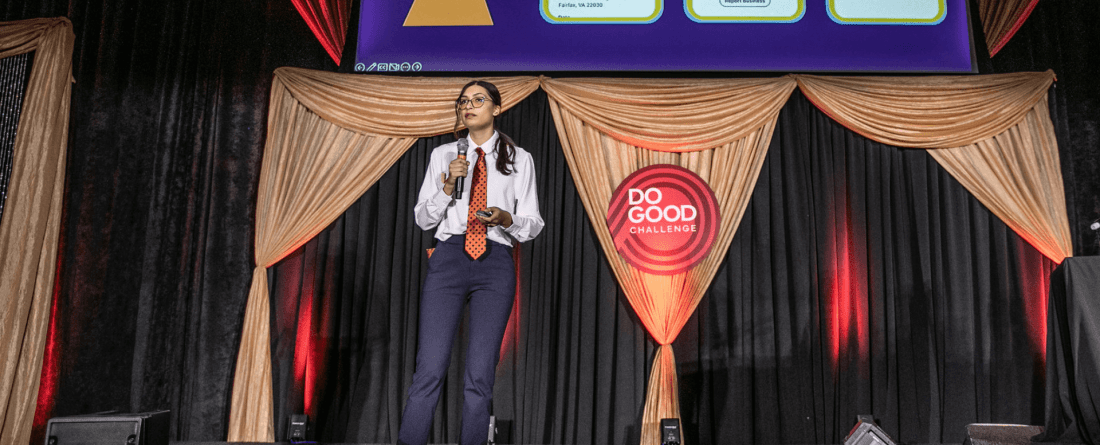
[503,153,544,243]
[413,151,454,231]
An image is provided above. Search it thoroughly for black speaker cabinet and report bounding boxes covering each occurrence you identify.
[44,410,169,445]
[963,423,1044,445]
[845,415,896,445]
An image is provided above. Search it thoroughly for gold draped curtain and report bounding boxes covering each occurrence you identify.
[796,71,1071,263]
[542,76,798,445]
[0,17,74,445]
[227,67,539,440]
[229,68,1069,444]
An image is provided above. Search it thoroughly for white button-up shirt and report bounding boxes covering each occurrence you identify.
[414,131,544,246]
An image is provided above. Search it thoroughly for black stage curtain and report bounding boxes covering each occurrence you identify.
[2,0,334,442]
[269,89,1057,445]
[680,90,1056,444]
[1042,257,1100,444]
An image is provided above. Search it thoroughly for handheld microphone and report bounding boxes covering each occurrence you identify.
[455,139,469,199]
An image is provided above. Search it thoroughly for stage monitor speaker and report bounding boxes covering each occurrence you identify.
[287,414,308,441]
[845,415,895,445]
[661,418,682,445]
[962,423,1043,445]
[44,410,169,445]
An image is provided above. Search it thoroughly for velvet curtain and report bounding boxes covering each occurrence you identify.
[977,0,1040,57]
[290,0,351,64]
[0,17,72,445]
[228,68,538,440]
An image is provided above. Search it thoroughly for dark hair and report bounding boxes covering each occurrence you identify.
[453,80,516,175]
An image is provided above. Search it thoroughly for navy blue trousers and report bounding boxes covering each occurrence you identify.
[398,236,516,445]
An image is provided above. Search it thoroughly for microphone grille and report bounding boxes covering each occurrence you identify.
[457,139,469,155]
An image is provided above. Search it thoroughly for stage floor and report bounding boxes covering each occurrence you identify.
[163,441,1092,445]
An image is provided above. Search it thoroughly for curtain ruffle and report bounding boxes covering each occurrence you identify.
[276,67,539,137]
[795,71,1055,148]
[541,77,796,152]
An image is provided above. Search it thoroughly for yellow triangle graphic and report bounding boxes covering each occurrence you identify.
[404,0,494,26]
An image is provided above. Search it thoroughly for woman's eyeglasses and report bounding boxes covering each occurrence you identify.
[456,97,492,108]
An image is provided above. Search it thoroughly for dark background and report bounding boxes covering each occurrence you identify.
[2,0,1097,443]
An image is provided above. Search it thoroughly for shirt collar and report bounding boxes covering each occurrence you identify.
[465,131,499,155]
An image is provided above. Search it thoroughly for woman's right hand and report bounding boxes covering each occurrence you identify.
[442,156,470,196]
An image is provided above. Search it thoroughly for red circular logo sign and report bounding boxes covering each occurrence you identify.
[607,165,720,275]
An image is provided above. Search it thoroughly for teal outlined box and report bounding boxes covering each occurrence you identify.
[827,0,946,25]
[542,0,663,24]
[686,0,804,23]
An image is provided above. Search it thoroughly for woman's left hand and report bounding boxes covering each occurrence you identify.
[476,207,513,228]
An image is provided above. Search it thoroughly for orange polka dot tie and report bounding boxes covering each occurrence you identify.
[465,147,488,260]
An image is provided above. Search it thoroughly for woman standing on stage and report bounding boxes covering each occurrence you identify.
[399,81,544,445]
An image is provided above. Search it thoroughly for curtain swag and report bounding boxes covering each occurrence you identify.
[220,67,1068,444]
[274,67,540,137]
[793,71,1071,263]
[540,76,797,152]
[794,71,1055,148]
[0,17,75,445]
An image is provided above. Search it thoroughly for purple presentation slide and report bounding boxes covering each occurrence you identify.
[355,1,974,73]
